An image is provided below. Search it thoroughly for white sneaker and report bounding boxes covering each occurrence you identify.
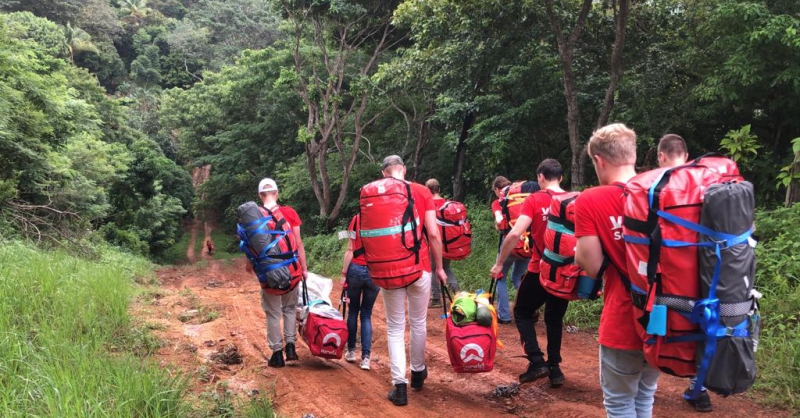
[345,350,357,363]
[360,356,370,370]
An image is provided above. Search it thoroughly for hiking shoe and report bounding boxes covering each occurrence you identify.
[548,364,565,388]
[268,350,285,368]
[519,362,549,383]
[284,343,298,363]
[360,356,371,371]
[428,299,442,309]
[410,367,428,391]
[388,383,408,406]
[345,350,357,363]
[684,389,713,413]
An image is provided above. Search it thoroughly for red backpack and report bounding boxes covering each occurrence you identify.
[539,192,584,300]
[500,181,540,258]
[437,201,472,261]
[623,155,751,381]
[359,178,425,289]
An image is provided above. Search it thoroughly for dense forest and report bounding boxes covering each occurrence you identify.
[1,0,799,252]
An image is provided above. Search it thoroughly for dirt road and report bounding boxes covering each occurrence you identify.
[137,244,788,417]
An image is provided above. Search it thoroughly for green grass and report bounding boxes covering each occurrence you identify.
[159,229,192,265]
[0,241,188,417]
[209,229,241,261]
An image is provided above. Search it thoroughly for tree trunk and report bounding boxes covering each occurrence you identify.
[544,0,593,189]
[786,151,800,207]
[596,0,629,129]
[452,112,475,202]
[412,116,430,181]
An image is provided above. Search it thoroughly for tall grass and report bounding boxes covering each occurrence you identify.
[0,242,188,417]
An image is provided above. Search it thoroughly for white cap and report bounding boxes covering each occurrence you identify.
[257,178,278,193]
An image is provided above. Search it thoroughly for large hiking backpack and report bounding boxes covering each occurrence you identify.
[623,155,759,398]
[539,191,588,301]
[443,281,499,373]
[359,177,425,289]
[437,200,472,261]
[501,181,541,258]
[237,202,301,295]
[299,282,348,360]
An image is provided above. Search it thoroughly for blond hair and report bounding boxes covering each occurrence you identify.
[587,123,637,166]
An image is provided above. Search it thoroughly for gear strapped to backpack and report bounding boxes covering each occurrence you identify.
[500,181,541,258]
[237,202,301,294]
[443,280,500,373]
[623,154,760,399]
[359,177,426,289]
[437,200,472,261]
[539,191,602,301]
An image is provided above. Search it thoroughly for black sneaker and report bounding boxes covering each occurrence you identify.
[410,367,428,391]
[285,343,298,362]
[548,364,565,388]
[519,362,549,383]
[684,389,713,413]
[388,383,408,406]
[268,350,285,368]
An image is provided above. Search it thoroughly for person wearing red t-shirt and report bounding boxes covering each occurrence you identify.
[246,178,308,368]
[341,213,379,371]
[575,124,660,418]
[491,176,530,322]
[376,155,448,407]
[490,159,569,387]
[426,178,461,307]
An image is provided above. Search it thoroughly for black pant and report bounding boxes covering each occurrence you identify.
[514,271,570,365]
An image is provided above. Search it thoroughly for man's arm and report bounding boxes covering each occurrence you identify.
[423,209,448,284]
[493,209,504,230]
[490,215,532,278]
[293,225,308,278]
[576,236,605,279]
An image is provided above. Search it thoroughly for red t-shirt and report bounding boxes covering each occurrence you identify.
[410,182,435,272]
[492,199,507,231]
[574,183,641,351]
[433,197,447,210]
[272,204,302,228]
[520,190,567,273]
[348,214,367,266]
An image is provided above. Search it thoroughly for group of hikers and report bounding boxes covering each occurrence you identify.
[242,123,743,416]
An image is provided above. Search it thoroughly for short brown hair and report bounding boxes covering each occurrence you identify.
[587,123,637,166]
[492,176,510,190]
[657,134,688,158]
[425,178,440,194]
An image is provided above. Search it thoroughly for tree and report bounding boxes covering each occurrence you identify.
[65,22,98,62]
[279,0,403,222]
[543,0,593,188]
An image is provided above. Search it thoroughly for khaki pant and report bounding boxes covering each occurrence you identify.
[260,286,299,352]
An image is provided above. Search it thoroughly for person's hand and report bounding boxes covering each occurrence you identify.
[303,269,309,280]
[435,268,448,285]
[490,262,503,280]
[245,262,253,274]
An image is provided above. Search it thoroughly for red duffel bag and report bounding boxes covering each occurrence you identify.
[443,281,498,373]
[299,282,348,360]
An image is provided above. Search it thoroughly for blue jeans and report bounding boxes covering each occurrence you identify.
[496,254,528,322]
[345,263,379,357]
[599,345,660,418]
